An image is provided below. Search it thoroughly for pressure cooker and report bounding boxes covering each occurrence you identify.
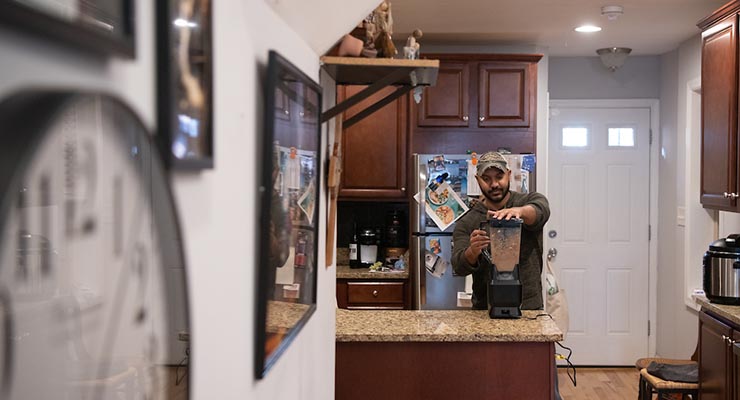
[704,234,740,305]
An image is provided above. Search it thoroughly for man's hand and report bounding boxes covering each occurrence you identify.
[487,205,536,225]
[465,229,489,264]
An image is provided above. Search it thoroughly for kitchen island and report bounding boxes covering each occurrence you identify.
[335,309,562,400]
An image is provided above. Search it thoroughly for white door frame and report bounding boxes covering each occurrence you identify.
[546,98,659,358]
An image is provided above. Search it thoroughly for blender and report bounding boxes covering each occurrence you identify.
[481,218,523,318]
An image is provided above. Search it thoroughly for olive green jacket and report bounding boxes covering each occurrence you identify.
[451,191,550,310]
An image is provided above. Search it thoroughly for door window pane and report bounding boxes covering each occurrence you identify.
[562,127,589,147]
[608,127,635,147]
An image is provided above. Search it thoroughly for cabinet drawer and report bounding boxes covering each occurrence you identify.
[347,282,404,304]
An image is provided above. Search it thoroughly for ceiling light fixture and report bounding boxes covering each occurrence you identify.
[596,47,632,72]
[601,5,624,21]
[575,25,602,33]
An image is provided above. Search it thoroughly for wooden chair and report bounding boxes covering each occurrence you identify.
[635,346,699,400]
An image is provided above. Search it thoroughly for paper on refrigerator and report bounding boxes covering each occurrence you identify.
[413,181,469,231]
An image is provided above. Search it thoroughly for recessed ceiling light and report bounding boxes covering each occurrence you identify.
[575,25,602,33]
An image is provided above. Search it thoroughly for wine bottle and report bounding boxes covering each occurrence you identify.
[349,224,359,268]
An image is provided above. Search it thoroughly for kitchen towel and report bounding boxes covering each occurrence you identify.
[545,259,569,338]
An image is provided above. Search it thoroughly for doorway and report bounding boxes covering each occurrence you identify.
[547,99,658,365]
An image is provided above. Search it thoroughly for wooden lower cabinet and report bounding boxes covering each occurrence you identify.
[699,310,735,400]
[735,330,740,400]
[336,280,410,309]
[336,341,554,400]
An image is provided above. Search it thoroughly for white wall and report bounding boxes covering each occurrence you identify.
[0,1,379,398]
[549,56,661,99]
[183,3,335,399]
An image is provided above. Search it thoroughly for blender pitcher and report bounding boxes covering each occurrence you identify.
[481,218,523,318]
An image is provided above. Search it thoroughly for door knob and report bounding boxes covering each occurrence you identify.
[547,248,558,261]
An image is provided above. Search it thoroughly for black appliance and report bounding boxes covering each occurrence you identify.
[357,227,380,267]
[703,234,740,305]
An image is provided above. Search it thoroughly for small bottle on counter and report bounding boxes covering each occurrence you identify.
[294,232,307,268]
[349,224,359,268]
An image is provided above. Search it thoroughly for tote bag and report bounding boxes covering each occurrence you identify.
[545,259,569,338]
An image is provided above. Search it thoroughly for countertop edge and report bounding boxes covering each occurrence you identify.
[694,295,740,326]
[336,334,563,343]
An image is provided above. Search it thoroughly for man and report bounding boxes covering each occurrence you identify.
[451,151,550,310]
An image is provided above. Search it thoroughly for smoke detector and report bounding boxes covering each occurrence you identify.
[601,5,624,21]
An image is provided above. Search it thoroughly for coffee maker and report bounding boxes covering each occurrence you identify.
[357,227,380,267]
[481,218,523,319]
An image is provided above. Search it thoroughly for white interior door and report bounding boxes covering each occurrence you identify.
[547,102,651,365]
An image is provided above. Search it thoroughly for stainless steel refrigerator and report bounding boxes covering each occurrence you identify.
[410,153,535,310]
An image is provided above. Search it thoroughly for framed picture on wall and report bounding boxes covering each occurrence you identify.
[255,50,322,379]
[0,0,135,57]
[156,0,214,170]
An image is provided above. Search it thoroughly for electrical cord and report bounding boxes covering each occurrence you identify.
[175,347,189,386]
[556,341,577,387]
[522,313,577,386]
[525,313,552,320]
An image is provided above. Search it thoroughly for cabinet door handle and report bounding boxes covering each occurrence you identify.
[462,116,469,122]
[401,187,406,192]
[479,116,485,122]
[723,192,739,199]
[372,290,379,297]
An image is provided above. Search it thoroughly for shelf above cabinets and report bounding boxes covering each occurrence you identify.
[320,56,439,129]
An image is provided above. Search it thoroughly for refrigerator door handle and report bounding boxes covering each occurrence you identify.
[410,234,425,309]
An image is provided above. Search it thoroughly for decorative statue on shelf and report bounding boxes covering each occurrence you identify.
[361,16,378,58]
[371,1,397,58]
[404,29,423,59]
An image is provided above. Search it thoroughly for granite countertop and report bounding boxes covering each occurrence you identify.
[266,300,311,332]
[335,247,409,279]
[694,295,740,326]
[336,309,562,343]
[336,264,409,280]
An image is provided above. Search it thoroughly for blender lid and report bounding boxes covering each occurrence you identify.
[486,218,523,228]
[708,234,740,253]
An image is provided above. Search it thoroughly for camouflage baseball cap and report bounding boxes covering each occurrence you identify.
[476,151,509,176]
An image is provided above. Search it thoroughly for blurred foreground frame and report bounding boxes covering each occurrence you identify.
[156,0,214,170]
[0,0,136,58]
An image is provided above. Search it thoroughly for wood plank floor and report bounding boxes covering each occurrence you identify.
[558,367,641,400]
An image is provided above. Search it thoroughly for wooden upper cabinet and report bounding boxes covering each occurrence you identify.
[411,54,540,155]
[478,61,534,128]
[338,85,408,200]
[417,62,470,127]
[700,13,738,209]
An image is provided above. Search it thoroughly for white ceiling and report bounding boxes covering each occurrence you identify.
[389,0,727,56]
